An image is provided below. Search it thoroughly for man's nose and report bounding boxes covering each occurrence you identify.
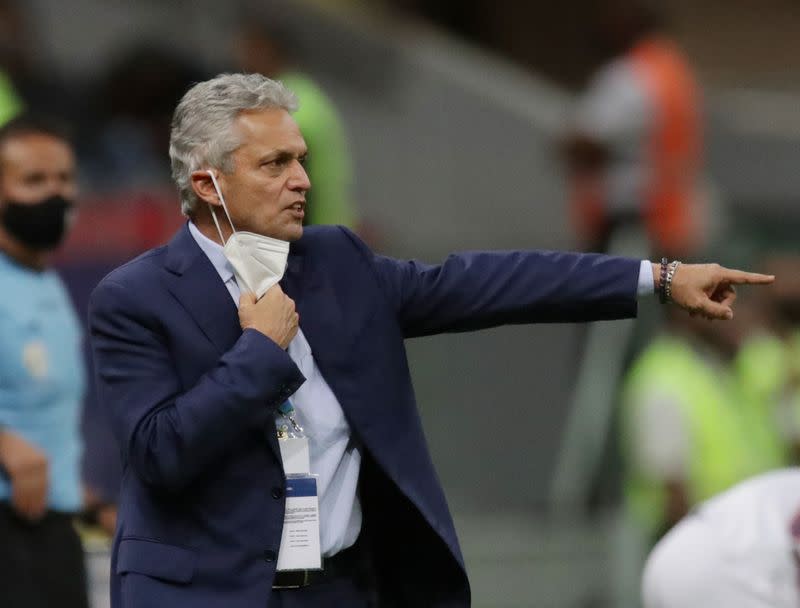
[288,160,311,192]
[49,177,77,199]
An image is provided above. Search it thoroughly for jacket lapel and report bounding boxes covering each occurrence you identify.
[281,242,347,372]
[163,225,283,462]
[163,224,241,355]
[280,239,376,449]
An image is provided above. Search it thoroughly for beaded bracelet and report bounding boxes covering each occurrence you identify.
[658,257,669,304]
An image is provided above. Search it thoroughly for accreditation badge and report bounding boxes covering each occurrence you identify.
[278,436,311,476]
[275,401,321,571]
[22,340,49,380]
[276,475,322,572]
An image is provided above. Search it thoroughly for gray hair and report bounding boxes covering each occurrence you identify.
[169,73,298,216]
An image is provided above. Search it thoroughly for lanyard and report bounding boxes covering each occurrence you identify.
[277,400,304,437]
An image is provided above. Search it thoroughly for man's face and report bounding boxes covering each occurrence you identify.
[0,133,76,205]
[214,108,310,242]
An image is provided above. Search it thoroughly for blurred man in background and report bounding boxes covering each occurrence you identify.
[564,0,704,259]
[560,5,708,552]
[642,468,800,607]
[0,116,88,608]
[233,17,358,229]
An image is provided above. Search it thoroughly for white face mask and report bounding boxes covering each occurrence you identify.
[206,170,290,299]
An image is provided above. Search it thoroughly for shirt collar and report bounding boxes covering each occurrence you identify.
[188,221,235,284]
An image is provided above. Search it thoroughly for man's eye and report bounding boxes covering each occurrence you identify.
[25,174,46,185]
[299,155,308,166]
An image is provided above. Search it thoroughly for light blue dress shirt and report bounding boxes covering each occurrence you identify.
[189,222,361,557]
[638,259,655,296]
[0,252,85,512]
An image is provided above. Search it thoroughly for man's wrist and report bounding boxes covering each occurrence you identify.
[658,258,669,303]
[655,258,683,304]
[651,262,661,291]
[663,261,682,303]
[646,259,682,302]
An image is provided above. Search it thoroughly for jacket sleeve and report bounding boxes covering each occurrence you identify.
[339,227,641,339]
[88,278,305,491]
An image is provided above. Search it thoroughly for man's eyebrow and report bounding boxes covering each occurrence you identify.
[259,149,308,163]
[23,170,47,181]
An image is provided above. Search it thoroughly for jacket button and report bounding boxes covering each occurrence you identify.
[271,487,284,499]
[264,550,277,562]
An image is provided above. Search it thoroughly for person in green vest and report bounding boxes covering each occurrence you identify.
[736,255,800,464]
[0,70,21,125]
[620,305,787,545]
[233,18,357,229]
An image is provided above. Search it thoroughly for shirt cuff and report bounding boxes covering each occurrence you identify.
[637,260,655,297]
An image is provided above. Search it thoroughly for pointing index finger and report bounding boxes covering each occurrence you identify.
[719,268,775,285]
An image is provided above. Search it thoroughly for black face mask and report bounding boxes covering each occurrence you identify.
[0,194,74,250]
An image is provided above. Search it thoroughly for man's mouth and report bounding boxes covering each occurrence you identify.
[287,202,305,221]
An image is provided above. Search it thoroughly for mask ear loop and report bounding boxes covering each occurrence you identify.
[206,170,237,245]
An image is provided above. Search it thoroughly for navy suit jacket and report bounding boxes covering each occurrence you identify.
[88,223,641,608]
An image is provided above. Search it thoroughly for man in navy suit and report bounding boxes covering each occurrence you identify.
[88,74,772,608]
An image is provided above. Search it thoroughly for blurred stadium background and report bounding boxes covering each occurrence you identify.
[3,0,798,606]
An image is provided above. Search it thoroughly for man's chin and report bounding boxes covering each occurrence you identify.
[284,224,303,242]
[258,222,303,242]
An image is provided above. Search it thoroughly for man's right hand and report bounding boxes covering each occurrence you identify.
[0,430,49,521]
[238,286,299,349]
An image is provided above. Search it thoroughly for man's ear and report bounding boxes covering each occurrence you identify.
[190,170,222,207]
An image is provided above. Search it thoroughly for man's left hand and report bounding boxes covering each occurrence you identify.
[663,263,775,320]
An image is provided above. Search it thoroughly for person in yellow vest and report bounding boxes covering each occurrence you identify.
[738,333,800,462]
[736,255,800,464]
[233,18,357,229]
[564,0,705,259]
[620,305,787,545]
